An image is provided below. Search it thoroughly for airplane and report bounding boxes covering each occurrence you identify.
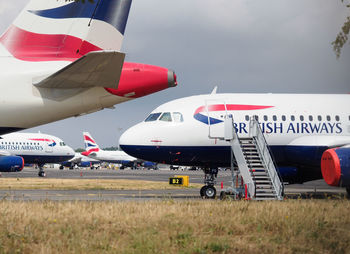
[0,132,74,176]
[119,90,350,198]
[60,153,100,170]
[82,132,137,168]
[0,0,177,136]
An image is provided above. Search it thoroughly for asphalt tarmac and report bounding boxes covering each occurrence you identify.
[0,167,347,201]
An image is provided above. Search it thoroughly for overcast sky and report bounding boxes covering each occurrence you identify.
[1,0,349,149]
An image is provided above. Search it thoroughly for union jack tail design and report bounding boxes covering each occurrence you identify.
[83,132,100,156]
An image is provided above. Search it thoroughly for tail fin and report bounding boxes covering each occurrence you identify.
[83,132,100,155]
[0,0,132,61]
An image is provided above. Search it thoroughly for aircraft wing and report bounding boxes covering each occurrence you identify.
[34,51,125,89]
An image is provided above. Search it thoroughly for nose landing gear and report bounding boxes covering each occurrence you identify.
[200,168,218,199]
[38,164,46,177]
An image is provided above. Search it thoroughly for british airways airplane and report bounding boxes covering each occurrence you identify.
[0,0,177,135]
[0,132,74,176]
[82,132,137,167]
[119,91,350,197]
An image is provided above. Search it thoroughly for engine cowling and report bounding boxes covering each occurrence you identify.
[321,148,350,187]
[0,156,24,172]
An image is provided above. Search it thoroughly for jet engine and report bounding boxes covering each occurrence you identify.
[321,148,350,193]
[0,156,24,172]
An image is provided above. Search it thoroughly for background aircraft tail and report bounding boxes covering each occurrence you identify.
[83,132,100,155]
[0,0,132,61]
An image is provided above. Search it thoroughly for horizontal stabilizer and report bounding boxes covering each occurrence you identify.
[34,51,125,89]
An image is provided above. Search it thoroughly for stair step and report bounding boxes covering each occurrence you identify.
[256,184,273,188]
[255,197,279,200]
[255,193,277,197]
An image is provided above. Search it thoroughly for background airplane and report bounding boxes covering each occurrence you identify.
[119,91,350,198]
[82,132,137,168]
[0,0,177,135]
[0,132,74,176]
[60,153,100,170]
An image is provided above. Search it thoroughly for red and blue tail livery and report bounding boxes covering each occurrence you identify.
[0,0,132,61]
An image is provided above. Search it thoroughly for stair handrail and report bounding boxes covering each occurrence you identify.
[249,116,284,200]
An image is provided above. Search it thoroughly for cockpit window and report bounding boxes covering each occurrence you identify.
[145,113,161,122]
[159,112,172,122]
[173,112,184,122]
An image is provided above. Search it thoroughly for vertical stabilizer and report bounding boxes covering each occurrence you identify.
[83,132,100,155]
[0,0,132,61]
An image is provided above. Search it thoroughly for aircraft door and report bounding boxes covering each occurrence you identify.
[205,99,229,139]
[45,141,53,153]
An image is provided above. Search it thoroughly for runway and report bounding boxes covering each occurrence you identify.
[0,167,347,201]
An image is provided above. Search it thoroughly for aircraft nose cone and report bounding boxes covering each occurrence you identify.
[167,70,177,87]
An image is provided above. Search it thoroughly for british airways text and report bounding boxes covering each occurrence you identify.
[233,122,343,134]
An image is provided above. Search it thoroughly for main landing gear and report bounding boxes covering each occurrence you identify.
[346,187,350,199]
[38,164,46,177]
[200,168,218,199]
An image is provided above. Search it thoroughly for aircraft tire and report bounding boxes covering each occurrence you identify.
[38,172,46,177]
[346,187,350,199]
[204,186,216,199]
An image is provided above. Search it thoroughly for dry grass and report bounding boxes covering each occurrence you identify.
[0,200,349,253]
[0,178,201,190]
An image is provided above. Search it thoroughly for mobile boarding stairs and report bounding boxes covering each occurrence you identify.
[211,115,284,201]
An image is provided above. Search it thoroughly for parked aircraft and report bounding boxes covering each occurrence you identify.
[0,132,74,176]
[60,153,100,170]
[119,91,350,198]
[0,0,177,135]
[82,132,137,167]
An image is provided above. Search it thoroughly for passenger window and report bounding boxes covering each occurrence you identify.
[318,116,322,121]
[309,116,313,121]
[327,115,331,121]
[264,115,268,121]
[145,113,161,122]
[335,115,340,121]
[245,115,249,121]
[282,115,286,121]
[300,115,304,121]
[273,115,277,121]
[291,115,295,121]
[159,112,172,122]
[173,112,184,123]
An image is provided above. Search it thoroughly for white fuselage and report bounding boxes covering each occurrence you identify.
[87,150,136,164]
[120,93,350,182]
[0,132,75,164]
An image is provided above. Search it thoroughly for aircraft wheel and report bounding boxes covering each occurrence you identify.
[346,187,350,199]
[204,186,216,199]
[38,172,46,177]
[200,186,207,198]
